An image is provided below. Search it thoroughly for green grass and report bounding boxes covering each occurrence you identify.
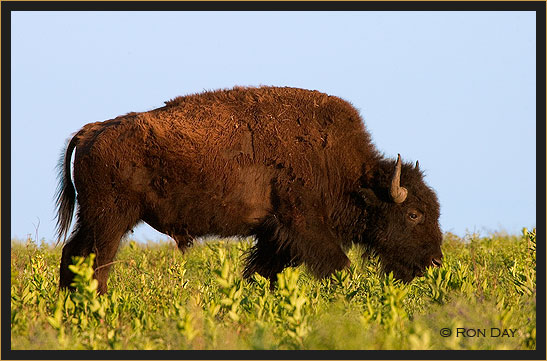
[10,229,536,350]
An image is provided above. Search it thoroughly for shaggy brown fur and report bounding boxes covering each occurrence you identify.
[55,86,443,294]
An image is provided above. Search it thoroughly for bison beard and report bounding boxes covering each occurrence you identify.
[55,86,443,294]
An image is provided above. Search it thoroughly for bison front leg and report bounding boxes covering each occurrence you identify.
[290,218,351,279]
[172,233,194,253]
[243,240,297,289]
[303,240,351,279]
[243,216,300,289]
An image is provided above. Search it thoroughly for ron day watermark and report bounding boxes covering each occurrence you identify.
[439,327,518,338]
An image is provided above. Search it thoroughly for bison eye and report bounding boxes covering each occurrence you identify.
[407,209,424,223]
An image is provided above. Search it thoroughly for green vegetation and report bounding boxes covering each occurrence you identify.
[11,229,536,350]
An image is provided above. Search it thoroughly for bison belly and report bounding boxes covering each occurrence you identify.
[137,161,274,240]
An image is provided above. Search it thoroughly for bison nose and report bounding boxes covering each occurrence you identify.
[431,257,442,267]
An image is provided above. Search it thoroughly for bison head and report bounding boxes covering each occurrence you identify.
[359,154,443,282]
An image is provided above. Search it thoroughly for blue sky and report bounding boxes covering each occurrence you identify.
[11,11,536,243]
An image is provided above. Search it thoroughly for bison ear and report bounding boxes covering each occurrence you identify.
[357,188,381,207]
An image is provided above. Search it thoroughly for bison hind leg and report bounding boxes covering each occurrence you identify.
[59,222,94,290]
[60,204,140,295]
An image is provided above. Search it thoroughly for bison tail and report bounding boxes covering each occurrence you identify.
[54,134,79,245]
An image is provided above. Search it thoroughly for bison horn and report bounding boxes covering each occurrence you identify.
[415,160,420,170]
[391,154,408,204]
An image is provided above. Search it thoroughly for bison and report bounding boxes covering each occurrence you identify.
[55,86,443,294]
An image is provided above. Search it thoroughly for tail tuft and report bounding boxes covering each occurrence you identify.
[54,135,78,244]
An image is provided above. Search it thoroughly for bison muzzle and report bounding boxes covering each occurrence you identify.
[55,86,443,294]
